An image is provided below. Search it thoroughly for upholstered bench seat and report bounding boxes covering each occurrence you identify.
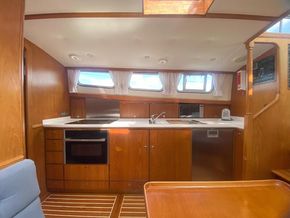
[0,159,44,218]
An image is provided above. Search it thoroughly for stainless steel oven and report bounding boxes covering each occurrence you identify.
[64,130,108,164]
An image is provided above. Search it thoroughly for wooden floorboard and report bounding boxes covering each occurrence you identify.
[42,193,147,218]
[42,194,117,218]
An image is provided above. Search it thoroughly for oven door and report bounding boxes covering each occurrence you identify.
[65,140,107,164]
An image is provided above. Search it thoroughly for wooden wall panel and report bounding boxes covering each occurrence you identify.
[120,101,149,118]
[203,104,229,118]
[25,39,69,198]
[230,73,246,116]
[0,0,25,168]
[149,103,179,118]
[244,37,290,179]
[70,97,86,118]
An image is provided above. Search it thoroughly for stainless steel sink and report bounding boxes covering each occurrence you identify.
[166,119,206,124]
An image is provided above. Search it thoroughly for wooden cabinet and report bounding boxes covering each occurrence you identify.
[109,128,192,191]
[64,165,109,192]
[233,129,244,180]
[45,128,64,191]
[109,129,149,192]
[149,103,179,118]
[149,129,192,181]
[120,102,149,118]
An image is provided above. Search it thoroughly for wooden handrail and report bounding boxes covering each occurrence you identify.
[31,123,43,129]
[253,94,280,119]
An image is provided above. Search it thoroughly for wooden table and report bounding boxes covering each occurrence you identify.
[144,180,290,218]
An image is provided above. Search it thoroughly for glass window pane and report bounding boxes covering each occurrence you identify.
[267,21,281,33]
[281,18,290,33]
[78,71,114,88]
[129,73,163,91]
[185,75,205,90]
[177,73,213,93]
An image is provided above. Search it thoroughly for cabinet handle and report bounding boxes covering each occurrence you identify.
[144,145,148,148]
[151,145,155,148]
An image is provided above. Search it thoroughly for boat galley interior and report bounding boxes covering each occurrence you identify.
[1,0,290,217]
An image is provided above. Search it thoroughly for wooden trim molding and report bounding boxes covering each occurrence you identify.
[66,67,234,74]
[25,12,277,22]
[260,33,290,39]
[0,155,24,169]
[70,93,231,105]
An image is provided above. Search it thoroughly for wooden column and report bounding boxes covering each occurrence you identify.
[243,41,254,179]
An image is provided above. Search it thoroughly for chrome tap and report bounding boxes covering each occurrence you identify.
[150,112,166,124]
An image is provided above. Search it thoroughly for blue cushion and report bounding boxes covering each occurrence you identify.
[0,159,44,218]
[14,198,44,218]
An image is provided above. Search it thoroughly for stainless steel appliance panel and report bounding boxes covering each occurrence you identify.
[192,128,234,181]
[86,98,120,118]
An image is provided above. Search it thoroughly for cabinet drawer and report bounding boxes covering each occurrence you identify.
[110,181,145,193]
[45,129,63,140]
[46,152,64,164]
[47,180,64,191]
[64,164,109,181]
[46,140,63,151]
[65,181,109,192]
[46,164,63,180]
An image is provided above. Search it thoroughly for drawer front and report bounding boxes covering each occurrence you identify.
[64,164,109,181]
[46,140,63,152]
[110,181,145,193]
[65,181,109,192]
[46,164,63,180]
[46,152,64,164]
[45,129,64,140]
[47,180,64,191]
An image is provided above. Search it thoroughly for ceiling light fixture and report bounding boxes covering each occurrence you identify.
[69,54,81,61]
[159,58,168,64]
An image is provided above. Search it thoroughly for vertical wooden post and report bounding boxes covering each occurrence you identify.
[243,41,254,179]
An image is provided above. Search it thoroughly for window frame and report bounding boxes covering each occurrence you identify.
[177,72,213,93]
[128,72,164,92]
[77,70,115,89]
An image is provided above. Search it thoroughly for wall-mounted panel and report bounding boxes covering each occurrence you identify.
[0,0,25,168]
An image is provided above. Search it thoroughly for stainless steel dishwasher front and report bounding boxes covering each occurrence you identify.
[192,128,234,181]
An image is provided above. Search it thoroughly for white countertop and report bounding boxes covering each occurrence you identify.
[42,116,244,129]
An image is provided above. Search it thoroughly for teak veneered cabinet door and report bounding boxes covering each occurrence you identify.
[150,129,192,181]
[109,129,149,181]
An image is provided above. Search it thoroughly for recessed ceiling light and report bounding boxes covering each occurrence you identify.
[159,58,168,64]
[69,54,81,61]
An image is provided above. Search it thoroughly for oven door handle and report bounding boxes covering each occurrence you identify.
[65,138,106,142]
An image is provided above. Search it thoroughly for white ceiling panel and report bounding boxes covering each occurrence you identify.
[24,18,270,72]
[209,0,290,16]
[25,0,143,14]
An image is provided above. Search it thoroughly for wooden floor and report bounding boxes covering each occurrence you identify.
[42,194,146,218]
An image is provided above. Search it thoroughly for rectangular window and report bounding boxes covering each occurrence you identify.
[78,71,114,88]
[129,72,163,91]
[177,73,213,93]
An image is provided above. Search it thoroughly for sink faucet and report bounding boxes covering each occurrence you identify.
[150,112,166,124]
